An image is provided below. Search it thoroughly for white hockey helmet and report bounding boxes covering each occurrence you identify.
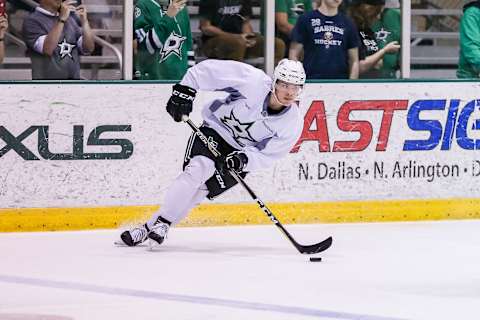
[272,59,306,90]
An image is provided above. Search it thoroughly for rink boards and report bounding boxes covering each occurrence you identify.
[1,81,480,231]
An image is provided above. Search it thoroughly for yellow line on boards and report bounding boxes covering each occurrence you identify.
[1,198,480,232]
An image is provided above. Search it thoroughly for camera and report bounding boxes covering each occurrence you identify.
[61,0,82,6]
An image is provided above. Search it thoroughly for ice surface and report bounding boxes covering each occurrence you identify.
[1,220,479,320]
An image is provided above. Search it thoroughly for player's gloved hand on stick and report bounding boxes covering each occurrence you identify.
[216,151,248,175]
[166,83,197,122]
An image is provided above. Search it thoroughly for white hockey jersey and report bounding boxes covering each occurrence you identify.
[180,59,303,172]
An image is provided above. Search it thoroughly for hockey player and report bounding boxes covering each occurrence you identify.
[120,58,306,247]
[134,0,194,80]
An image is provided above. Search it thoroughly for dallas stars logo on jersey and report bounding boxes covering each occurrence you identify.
[375,28,391,43]
[159,32,187,63]
[221,110,256,146]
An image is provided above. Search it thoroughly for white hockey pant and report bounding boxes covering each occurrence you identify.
[147,155,216,227]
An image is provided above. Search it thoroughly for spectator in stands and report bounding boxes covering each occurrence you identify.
[289,0,359,79]
[22,0,95,80]
[371,0,401,78]
[457,0,480,79]
[273,0,313,58]
[0,14,8,64]
[199,0,285,64]
[347,0,400,78]
[134,0,194,80]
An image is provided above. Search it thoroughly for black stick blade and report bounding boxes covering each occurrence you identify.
[296,236,333,255]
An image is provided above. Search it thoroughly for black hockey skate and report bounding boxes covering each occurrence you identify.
[120,224,149,246]
[147,221,170,247]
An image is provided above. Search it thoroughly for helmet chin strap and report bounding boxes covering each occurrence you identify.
[271,85,284,107]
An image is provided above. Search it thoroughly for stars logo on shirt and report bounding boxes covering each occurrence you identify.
[159,32,186,62]
[221,110,256,146]
[375,28,391,43]
[291,3,305,17]
[134,7,141,18]
[57,38,76,59]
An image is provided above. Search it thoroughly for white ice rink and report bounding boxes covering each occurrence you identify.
[1,220,480,320]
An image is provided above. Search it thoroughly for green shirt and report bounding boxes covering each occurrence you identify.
[260,0,313,36]
[371,9,401,78]
[276,0,313,26]
[457,5,480,78]
[134,0,194,80]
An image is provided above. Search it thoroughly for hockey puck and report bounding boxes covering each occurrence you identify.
[309,257,322,262]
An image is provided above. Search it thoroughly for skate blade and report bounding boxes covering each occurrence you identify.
[114,240,126,246]
[114,240,148,247]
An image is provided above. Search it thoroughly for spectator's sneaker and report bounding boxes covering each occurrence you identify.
[120,224,149,246]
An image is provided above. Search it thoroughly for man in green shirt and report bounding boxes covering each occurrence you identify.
[134,0,194,80]
[262,0,313,58]
[371,6,401,78]
[276,0,313,38]
[457,0,480,78]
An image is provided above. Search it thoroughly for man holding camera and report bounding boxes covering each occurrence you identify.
[22,0,95,79]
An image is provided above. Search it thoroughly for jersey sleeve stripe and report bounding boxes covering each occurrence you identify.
[145,31,157,54]
[187,50,195,66]
[135,29,146,43]
[151,28,163,50]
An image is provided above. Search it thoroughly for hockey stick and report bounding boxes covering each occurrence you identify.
[182,116,332,255]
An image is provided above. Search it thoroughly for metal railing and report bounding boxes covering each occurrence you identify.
[410,7,462,68]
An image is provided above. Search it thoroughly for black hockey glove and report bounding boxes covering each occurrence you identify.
[166,83,197,122]
[216,151,248,176]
